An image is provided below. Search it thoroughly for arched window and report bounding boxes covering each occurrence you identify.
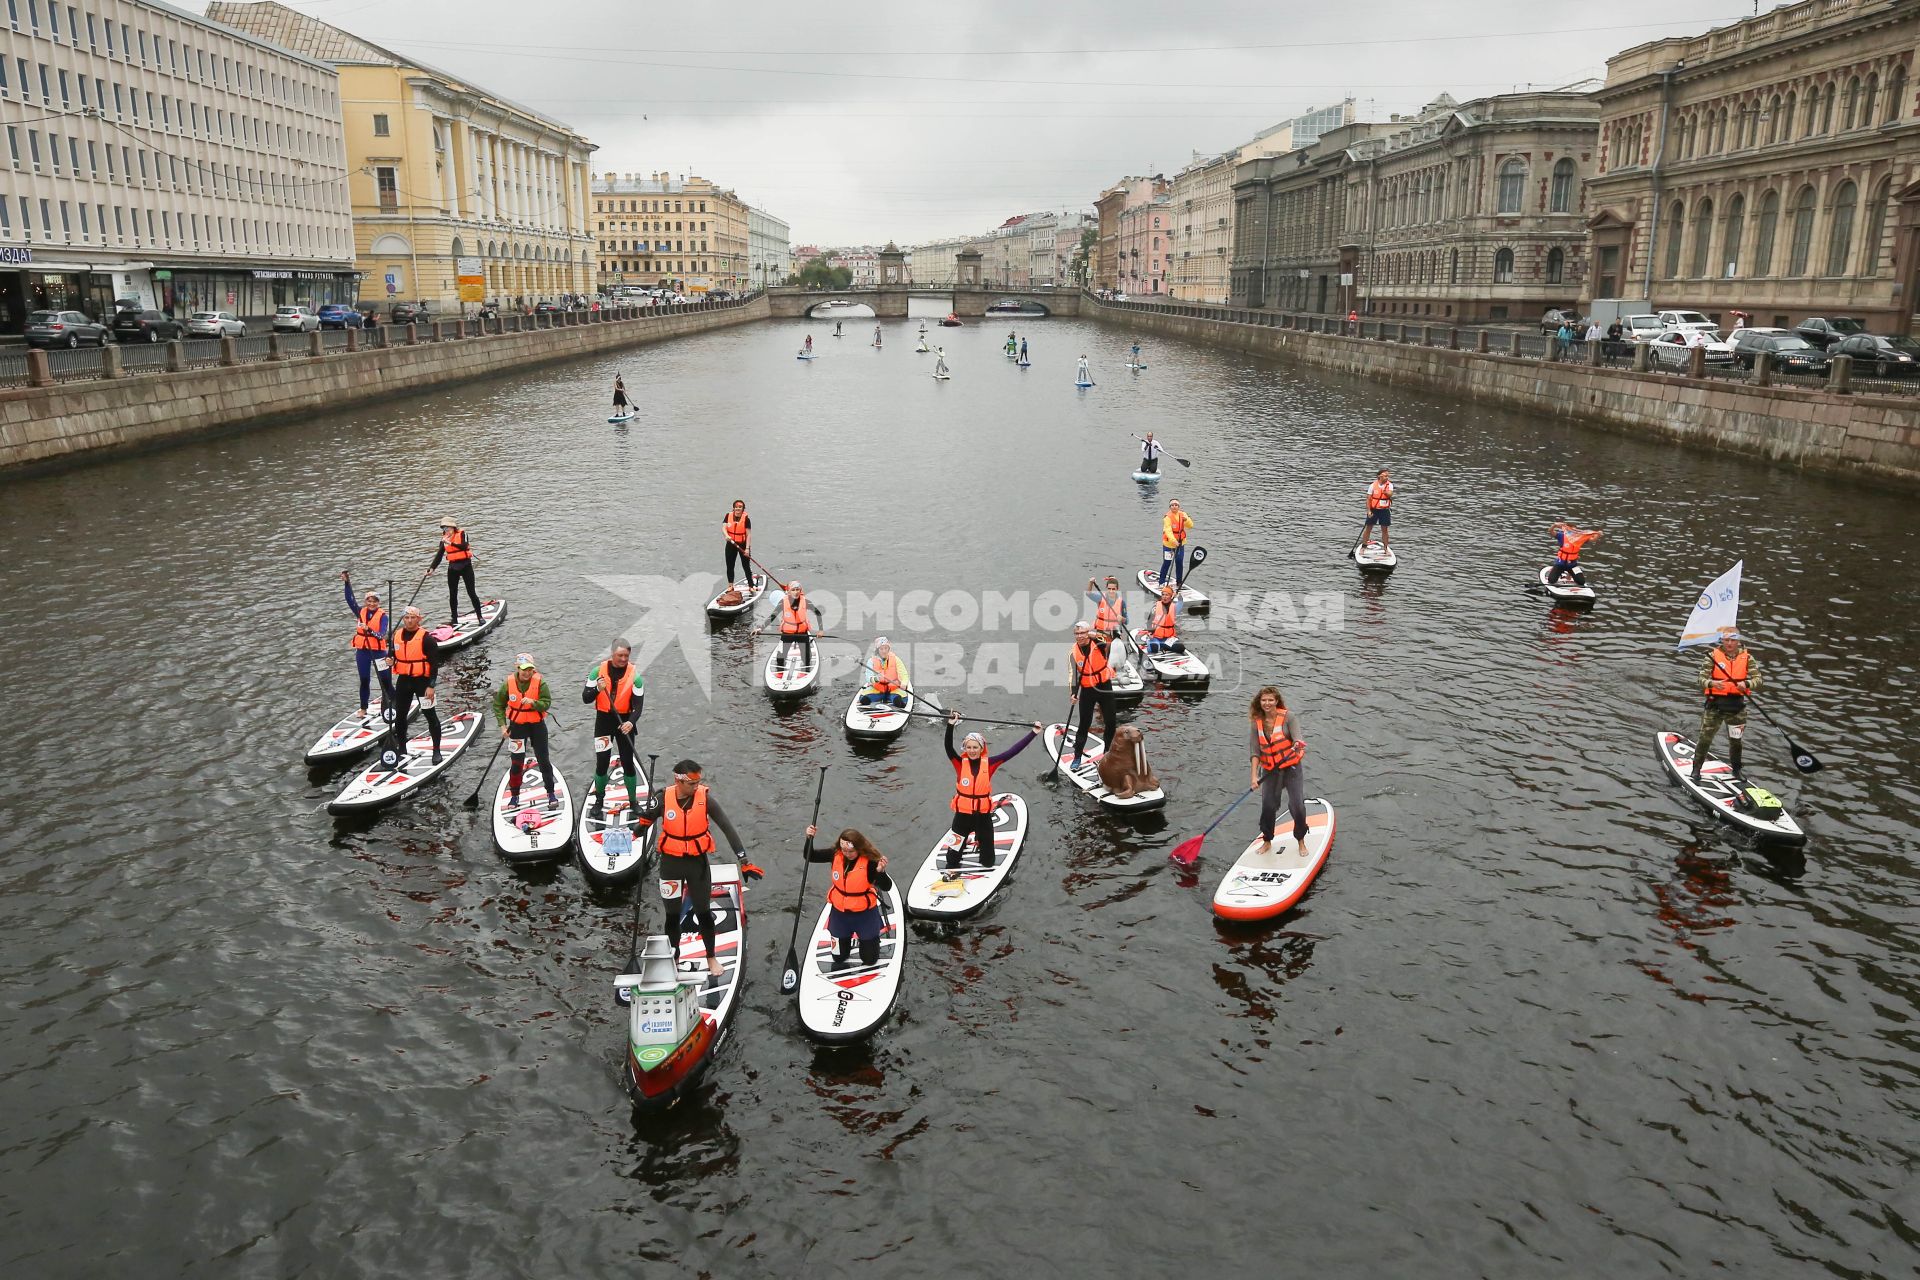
[1664,200,1686,277]
[1497,159,1526,213]
[450,236,464,259]
[1690,198,1715,276]
[1844,77,1861,129]
[1723,193,1746,277]
[1888,65,1907,122]
[1787,185,1817,274]
[1719,107,1731,150]
[1864,177,1892,275]
[1493,247,1514,283]
[1767,95,1783,143]
[1804,89,1820,136]
[1550,159,1575,212]
[1864,73,1879,124]
[1449,248,1459,283]
[1546,247,1564,284]
[1826,180,1857,275]
[1780,92,1796,142]
[1820,81,1836,133]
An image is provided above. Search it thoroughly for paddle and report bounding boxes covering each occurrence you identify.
[780,765,830,995]
[1704,650,1824,774]
[621,754,659,981]
[1169,774,1268,867]
[1131,435,1192,468]
[403,564,433,608]
[1042,677,1078,783]
[903,691,1038,734]
[462,730,508,809]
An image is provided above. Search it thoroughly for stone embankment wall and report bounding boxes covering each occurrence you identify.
[1083,297,1920,490]
[0,297,767,474]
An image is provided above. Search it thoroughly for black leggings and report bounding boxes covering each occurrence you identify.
[447,561,482,623]
[1073,685,1117,761]
[659,854,716,962]
[948,810,998,868]
[387,676,442,758]
[778,632,814,666]
[725,542,748,583]
[592,712,638,785]
[1546,559,1587,587]
[834,933,881,965]
[1258,765,1309,842]
[505,718,555,798]
[1141,455,1159,473]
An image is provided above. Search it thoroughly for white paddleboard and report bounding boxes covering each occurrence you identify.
[844,675,914,740]
[1211,799,1337,921]
[327,711,483,814]
[1128,362,1148,371]
[492,754,576,862]
[1108,635,1146,701]
[430,598,507,652]
[1136,569,1210,613]
[797,352,816,360]
[905,793,1028,918]
[608,411,635,424]
[1043,723,1166,813]
[706,574,767,620]
[932,372,951,381]
[1076,379,1095,388]
[1354,544,1397,574]
[1132,470,1161,484]
[1656,732,1806,845]
[620,863,747,1109]
[796,883,906,1042]
[1131,628,1210,684]
[578,758,653,885]
[764,638,821,697]
[1538,565,1596,605]
[304,700,388,766]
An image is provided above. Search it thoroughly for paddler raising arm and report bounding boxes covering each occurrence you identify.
[944,710,1041,870]
[1547,522,1603,587]
[800,826,893,971]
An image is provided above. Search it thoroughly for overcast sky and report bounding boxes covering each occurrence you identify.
[183,0,1776,247]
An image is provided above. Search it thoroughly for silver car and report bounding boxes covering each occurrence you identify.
[1648,329,1737,368]
[272,305,319,333]
[186,310,247,337]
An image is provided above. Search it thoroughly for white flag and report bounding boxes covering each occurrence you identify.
[1678,561,1742,649]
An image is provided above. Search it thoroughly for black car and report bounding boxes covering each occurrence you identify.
[1794,316,1867,349]
[1830,333,1920,378]
[1728,328,1831,375]
[23,309,113,348]
[389,302,429,324]
[533,301,562,315]
[111,309,185,343]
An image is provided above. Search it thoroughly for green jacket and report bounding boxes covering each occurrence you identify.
[493,672,553,726]
[1698,648,1761,697]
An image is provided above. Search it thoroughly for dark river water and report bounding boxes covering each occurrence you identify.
[2,300,1917,1278]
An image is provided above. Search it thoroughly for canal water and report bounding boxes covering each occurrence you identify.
[1,304,1915,1277]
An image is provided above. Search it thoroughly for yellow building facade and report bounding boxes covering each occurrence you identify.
[593,173,750,294]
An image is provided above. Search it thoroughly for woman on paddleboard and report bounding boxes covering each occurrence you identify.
[859,638,909,709]
[774,580,823,671]
[385,605,446,763]
[1086,576,1130,634]
[1248,686,1308,854]
[431,517,484,630]
[800,826,893,970]
[933,347,950,377]
[493,653,558,811]
[1157,500,1193,587]
[1547,522,1603,587]
[581,638,644,819]
[612,375,629,412]
[639,760,753,977]
[1145,584,1184,654]
[722,500,752,591]
[340,571,394,716]
[944,710,1041,870]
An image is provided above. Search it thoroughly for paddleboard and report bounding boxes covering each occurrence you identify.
[1076,379,1095,388]
[706,574,767,620]
[796,882,906,1042]
[304,700,389,766]
[932,372,951,380]
[620,862,747,1110]
[578,758,653,885]
[1538,565,1596,606]
[1017,359,1030,368]
[492,754,576,863]
[1043,723,1167,813]
[844,674,914,740]
[1108,634,1146,702]
[1354,544,1397,575]
[1211,799,1337,921]
[1128,363,1148,371]
[1132,470,1161,484]
[1131,628,1210,684]
[905,793,1028,918]
[430,598,507,652]
[764,637,822,697]
[916,343,930,353]
[608,412,635,424]
[326,711,483,814]
[1136,569,1211,613]
[796,352,816,361]
[1656,732,1806,845]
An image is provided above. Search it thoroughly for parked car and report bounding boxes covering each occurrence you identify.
[1622,314,1665,343]
[24,309,112,348]
[272,305,320,333]
[1539,307,1578,334]
[1794,316,1867,349]
[185,310,247,338]
[390,302,429,325]
[1655,309,1719,335]
[315,304,363,330]
[1829,332,1920,378]
[533,301,563,315]
[1728,328,1831,375]
[1648,329,1737,369]
[112,309,185,343]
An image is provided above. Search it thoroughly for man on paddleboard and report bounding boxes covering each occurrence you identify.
[431,517,484,629]
[801,826,893,971]
[385,605,446,763]
[1067,622,1118,767]
[1157,500,1193,587]
[340,571,394,716]
[493,654,559,811]
[1361,470,1393,551]
[639,761,752,978]
[1137,433,1164,475]
[582,638,644,819]
[1693,632,1762,781]
[1547,523,1603,586]
[944,711,1040,870]
[1249,686,1309,854]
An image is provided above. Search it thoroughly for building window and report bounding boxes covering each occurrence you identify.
[1864,178,1891,276]
[1663,200,1685,277]
[1545,247,1564,284]
[1496,159,1525,213]
[1825,181,1856,276]
[1689,198,1714,276]
[1550,159,1575,213]
[1723,193,1745,277]
[1888,66,1907,122]
[1492,247,1514,283]
[372,113,389,136]
[376,166,398,212]
[1804,90,1819,136]
[1864,74,1879,124]
[1843,77,1861,129]
[1778,92,1794,143]
[1787,185,1816,274]
[1754,189,1780,274]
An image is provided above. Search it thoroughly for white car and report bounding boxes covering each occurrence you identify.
[1622,314,1665,343]
[186,310,247,337]
[1657,309,1719,335]
[272,305,319,333]
[1648,329,1736,368]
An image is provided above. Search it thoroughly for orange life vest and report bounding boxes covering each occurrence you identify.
[659,784,716,857]
[1368,480,1393,511]
[868,651,903,694]
[594,661,636,714]
[1255,714,1306,771]
[827,851,878,913]
[1162,511,1191,548]
[1074,637,1113,687]
[951,754,994,814]
[505,672,545,725]
[351,602,386,651]
[1151,600,1179,640]
[724,510,749,546]
[1705,649,1751,698]
[390,627,431,678]
[441,527,472,563]
[1095,596,1125,631]
[1556,530,1599,562]
[781,593,811,635]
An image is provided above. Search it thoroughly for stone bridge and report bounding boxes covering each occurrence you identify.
[766,286,1081,319]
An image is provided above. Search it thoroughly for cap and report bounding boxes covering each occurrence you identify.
[874,636,890,648]
[962,732,984,748]
[438,515,458,527]
[1073,621,1091,633]
[515,652,536,669]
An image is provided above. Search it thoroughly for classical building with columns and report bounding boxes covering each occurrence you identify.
[1585,0,1919,331]
[206,1,597,310]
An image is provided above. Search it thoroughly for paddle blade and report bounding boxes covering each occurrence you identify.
[1169,834,1204,867]
[1787,738,1824,774]
[779,950,800,994]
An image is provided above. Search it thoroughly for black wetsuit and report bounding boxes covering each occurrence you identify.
[944,723,1036,869]
[385,626,446,761]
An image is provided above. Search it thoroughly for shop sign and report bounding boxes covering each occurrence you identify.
[455,256,484,303]
[251,270,293,280]
[154,269,173,280]
[0,247,30,265]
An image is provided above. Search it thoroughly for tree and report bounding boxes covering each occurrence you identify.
[1070,227,1097,287]
[796,256,854,290]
